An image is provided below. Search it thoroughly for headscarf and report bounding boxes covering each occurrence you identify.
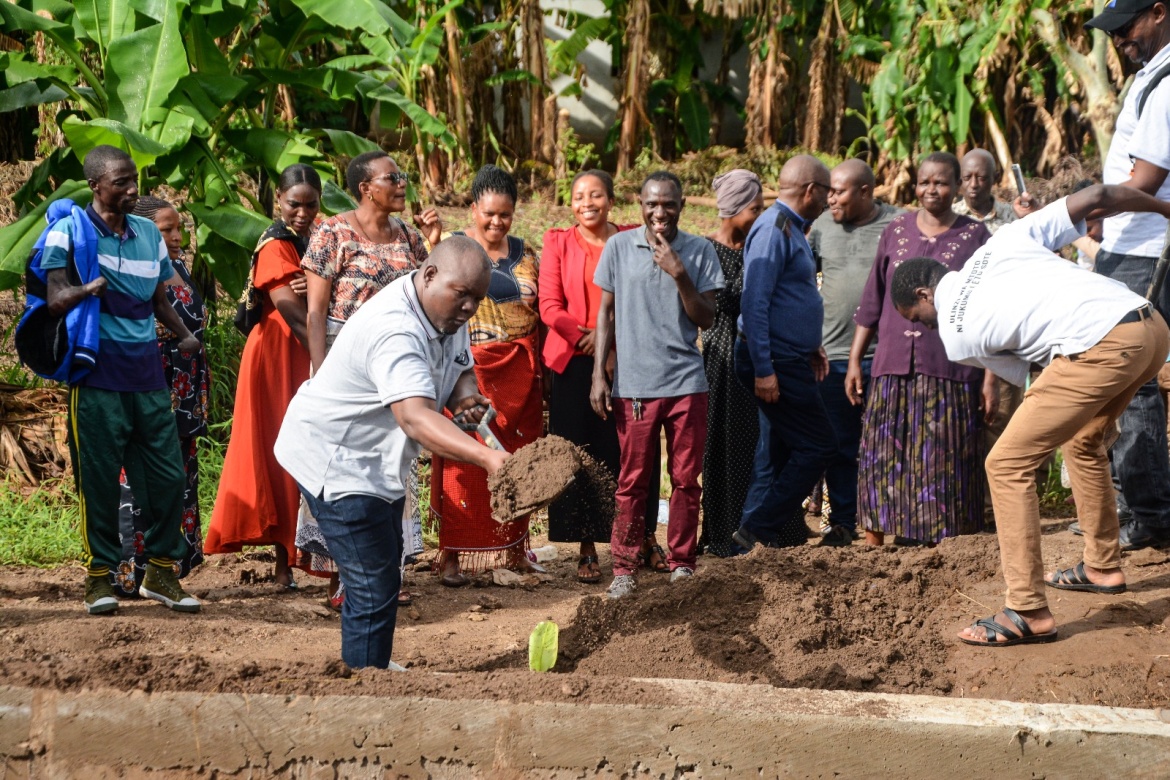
[712,169,763,219]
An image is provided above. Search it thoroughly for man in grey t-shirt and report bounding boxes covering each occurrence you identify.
[808,159,902,544]
[276,237,508,670]
[591,171,724,598]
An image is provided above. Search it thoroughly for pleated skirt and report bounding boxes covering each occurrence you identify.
[857,373,984,543]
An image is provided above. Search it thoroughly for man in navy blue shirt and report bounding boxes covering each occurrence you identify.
[733,155,839,550]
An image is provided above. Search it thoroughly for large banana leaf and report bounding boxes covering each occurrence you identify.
[0,180,93,292]
[222,129,323,174]
[288,0,390,35]
[320,179,357,216]
[61,116,169,169]
[107,1,190,130]
[0,82,68,112]
[320,129,380,158]
[193,223,252,299]
[72,0,136,58]
[186,202,271,250]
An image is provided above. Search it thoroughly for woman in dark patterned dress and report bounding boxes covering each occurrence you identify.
[112,196,206,596]
[701,170,765,556]
[846,152,996,546]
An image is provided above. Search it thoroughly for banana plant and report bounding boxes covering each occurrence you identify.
[0,0,455,296]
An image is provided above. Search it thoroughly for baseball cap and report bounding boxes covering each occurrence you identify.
[1085,0,1162,33]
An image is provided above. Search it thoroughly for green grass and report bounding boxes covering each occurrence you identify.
[0,477,83,566]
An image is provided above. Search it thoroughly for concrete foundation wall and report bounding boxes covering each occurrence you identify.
[2,680,1169,778]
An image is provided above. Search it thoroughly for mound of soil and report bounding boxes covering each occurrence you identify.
[554,538,999,695]
[488,435,583,521]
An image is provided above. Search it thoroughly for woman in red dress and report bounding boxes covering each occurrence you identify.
[204,165,321,587]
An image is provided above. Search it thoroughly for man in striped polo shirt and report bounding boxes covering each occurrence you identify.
[43,145,202,615]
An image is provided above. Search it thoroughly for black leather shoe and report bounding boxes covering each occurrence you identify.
[1119,521,1169,551]
[819,525,854,547]
[732,527,760,551]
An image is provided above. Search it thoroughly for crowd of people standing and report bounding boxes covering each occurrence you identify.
[30,0,1170,668]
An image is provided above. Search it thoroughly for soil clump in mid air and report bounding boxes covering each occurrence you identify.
[488,435,583,521]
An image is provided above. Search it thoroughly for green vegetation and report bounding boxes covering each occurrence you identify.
[0,477,81,566]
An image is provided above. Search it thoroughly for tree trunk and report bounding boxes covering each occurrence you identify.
[616,0,651,174]
[1032,8,1118,164]
[743,1,786,148]
[800,4,834,151]
[522,0,550,163]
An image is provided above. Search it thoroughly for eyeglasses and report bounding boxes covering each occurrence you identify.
[1113,9,1151,40]
[803,181,830,192]
[368,172,409,186]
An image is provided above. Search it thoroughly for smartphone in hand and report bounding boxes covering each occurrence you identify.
[1011,164,1027,195]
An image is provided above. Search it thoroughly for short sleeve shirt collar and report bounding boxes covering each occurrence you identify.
[85,204,137,240]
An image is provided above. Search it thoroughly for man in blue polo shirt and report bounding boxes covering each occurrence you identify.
[43,145,202,615]
[733,155,837,550]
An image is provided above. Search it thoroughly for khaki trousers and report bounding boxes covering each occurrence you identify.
[986,314,1169,611]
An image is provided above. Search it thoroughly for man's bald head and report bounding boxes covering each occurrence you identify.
[827,159,877,225]
[417,235,492,334]
[776,154,831,221]
[960,149,997,214]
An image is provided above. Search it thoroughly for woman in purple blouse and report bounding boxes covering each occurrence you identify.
[845,152,997,545]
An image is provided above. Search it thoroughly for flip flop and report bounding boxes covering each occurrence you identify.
[959,606,1058,647]
[398,590,413,606]
[1046,561,1127,594]
[577,555,602,584]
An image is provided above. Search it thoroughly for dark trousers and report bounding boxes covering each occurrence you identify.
[1095,249,1170,530]
[67,386,187,576]
[299,487,404,669]
[734,340,837,546]
[818,359,868,531]
[547,354,660,543]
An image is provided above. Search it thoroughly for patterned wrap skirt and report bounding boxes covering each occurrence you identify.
[857,373,984,543]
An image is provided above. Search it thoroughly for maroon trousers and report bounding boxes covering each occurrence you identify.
[611,393,708,576]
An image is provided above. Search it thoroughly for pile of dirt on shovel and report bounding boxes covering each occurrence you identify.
[488,435,586,521]
[552,536,1003,696]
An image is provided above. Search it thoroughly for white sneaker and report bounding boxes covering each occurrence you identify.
[607,574,636,599]
[669,567,694,583]
[386,660,407,672]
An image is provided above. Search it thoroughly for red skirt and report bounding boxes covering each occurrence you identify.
[433,334,543,572]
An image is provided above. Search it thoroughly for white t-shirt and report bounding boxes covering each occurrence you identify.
[1101,42,1170,257]
[936,198,1146,386]
[275,272,474,502]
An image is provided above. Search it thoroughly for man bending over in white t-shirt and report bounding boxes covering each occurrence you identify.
[890,184,1170,646]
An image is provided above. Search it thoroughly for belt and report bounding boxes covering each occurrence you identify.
[1118,305,1153,326]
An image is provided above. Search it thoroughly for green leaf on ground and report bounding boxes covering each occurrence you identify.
[528,620,559,672]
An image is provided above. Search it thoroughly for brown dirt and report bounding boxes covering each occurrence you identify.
[488,435,583,521]
[2,513,1169,710]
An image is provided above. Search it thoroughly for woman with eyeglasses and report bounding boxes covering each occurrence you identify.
[299,150,442,606]
[847,151,995,547]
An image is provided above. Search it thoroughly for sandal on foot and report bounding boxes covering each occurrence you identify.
[398,590,413,606]
[959,607,1058,647]
[639,544,669,573]
[577,555,602,584]
[1046,561,1126,594]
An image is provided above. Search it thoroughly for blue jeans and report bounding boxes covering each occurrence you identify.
[734,340,838,546]
[817,359,869,531]
[298,486,404,669]
[1095,249,1170,530]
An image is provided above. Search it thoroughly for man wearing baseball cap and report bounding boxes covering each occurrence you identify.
[1083,0,1170,551]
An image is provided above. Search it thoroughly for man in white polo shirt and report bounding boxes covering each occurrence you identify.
[275,236,507,669]
[890,184,1170,646]
[1084,0,1170,550]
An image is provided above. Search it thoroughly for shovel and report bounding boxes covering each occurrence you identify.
[454,405,506,452]
[455,406,579,522]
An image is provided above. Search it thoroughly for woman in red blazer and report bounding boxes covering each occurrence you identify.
[539,170,663,584]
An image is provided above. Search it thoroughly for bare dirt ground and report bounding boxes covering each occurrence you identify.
[2,513,1168,710]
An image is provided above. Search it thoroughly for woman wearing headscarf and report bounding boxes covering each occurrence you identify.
[701,170,766,556]
[205,164,321,588]
[112,195,207,595]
